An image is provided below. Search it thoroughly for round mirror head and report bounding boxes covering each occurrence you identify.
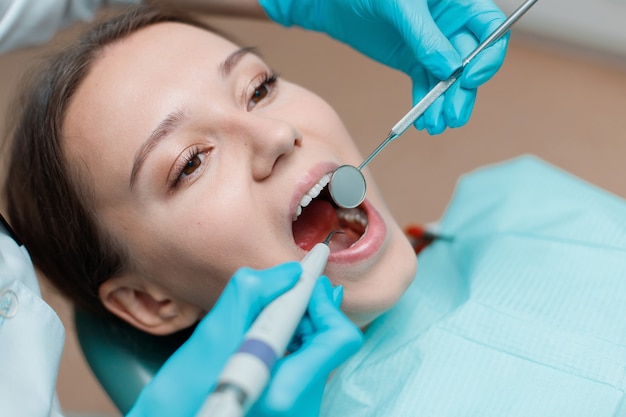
[329,165,367,209]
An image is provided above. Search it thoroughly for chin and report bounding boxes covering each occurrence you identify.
[341,248,417,328]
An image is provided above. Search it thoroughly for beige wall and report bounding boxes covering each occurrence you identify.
[1,12,626,416]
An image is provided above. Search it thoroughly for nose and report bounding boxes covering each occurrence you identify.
[237,113,302,181]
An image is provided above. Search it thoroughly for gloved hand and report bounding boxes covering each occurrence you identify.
[126,262,363,417]
[249,277,360,416]
[259,0,509,135]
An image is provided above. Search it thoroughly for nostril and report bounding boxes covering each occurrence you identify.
[249,121,300,180]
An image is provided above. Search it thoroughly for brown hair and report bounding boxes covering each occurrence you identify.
[3,5,224,316]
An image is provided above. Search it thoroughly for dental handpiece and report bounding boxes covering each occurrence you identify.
[328,0,539,209]
[194,232,339,417]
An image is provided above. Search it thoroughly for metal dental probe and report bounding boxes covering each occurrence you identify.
[328,0,540,209]
[195,230,344,417]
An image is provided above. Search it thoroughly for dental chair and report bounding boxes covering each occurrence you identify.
[74,309,194,414]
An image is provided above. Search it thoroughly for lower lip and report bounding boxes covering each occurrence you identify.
[327,199,386,264]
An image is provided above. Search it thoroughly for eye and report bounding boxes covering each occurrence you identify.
[169,145,208,187]
[182,154,203,176]
[247,71,278,110]
[251,85,268,104]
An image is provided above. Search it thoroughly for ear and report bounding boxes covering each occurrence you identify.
[99,274,202,336]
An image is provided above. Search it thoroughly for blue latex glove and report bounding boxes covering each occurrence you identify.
[126,262,363,417]
[259,0,509,135]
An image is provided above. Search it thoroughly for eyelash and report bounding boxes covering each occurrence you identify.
[169,71,279,188]
[247,71,279,110]
[169,145,208,188]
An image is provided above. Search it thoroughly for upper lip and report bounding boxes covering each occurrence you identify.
[290,161,339,221]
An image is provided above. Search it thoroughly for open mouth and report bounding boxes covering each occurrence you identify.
[292,174,368,252]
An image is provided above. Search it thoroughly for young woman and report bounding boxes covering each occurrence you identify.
[0,1,509,415]
[11,4,626,417]
[5,4,417,334]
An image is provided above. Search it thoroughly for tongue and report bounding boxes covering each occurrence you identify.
[293,200,339,251]
[292,200,363,251]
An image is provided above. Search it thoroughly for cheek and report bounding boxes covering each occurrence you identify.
[283,87,357,150]
[136,238,236,309]
[133,211,288,306]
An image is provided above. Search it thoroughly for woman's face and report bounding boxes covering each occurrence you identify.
[64,22,417,330]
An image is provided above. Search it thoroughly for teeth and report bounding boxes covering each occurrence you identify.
[293,174,331,221]
[300,194,313,208]
[337,208,367,228]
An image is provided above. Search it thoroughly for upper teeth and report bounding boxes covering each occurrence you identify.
[293,173,331,221]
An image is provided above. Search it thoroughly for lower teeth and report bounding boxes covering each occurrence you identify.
[337,208,367,228]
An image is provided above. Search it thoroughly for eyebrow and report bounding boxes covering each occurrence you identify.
[129,47,258,189]
[219,46,258,78]
[130,109,188,189]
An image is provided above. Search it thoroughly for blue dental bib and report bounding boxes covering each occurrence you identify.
[322,155,626,416]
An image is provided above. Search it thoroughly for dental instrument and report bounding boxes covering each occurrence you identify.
[328,0,539,209]
[195,231,342,417]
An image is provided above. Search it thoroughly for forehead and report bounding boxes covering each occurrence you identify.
[65,21,240,124]
[103,21,238,69]
[62,22,241,195]
[127,20,234,48]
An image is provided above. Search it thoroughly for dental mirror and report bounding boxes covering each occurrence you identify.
[328,165,367,209]
[327,0,539,209]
